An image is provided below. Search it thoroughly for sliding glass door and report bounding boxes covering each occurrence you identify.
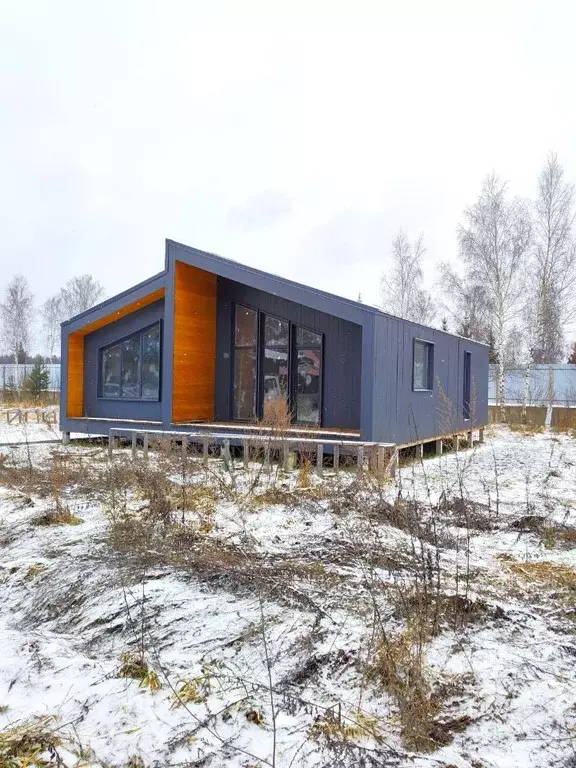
[232,304,323,426]
[294,328,322,426]
[232,306,257,420]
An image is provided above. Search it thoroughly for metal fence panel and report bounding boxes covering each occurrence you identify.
[489,364,576,406]
[0,364,61,391]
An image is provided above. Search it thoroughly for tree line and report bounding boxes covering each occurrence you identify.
[0,274,105,364]
[380,152,576,401]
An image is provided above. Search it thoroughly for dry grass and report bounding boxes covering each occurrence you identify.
[369,621,443,752]
[118,651,162,692]
[0,714,63,766]
[507,423,545,435]
[33,508,83,526]
[310,709,382,744]
[503,559,576,590]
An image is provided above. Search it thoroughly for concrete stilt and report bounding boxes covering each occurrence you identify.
[243,439,250,469]
[357,445,364,473]
[316,444,324,476]
[453,434,459,452]
[467,431,473,448]
[131,432,137,459]
[108,434,114,458]
[388,448,399,478]
[333,445,340,472]
[479,427,485,443]
[202,437,209,467]
[377,445,386,477]
[143,433,149,461]
[416,443,424,459]
[435,439,443,456]
[264,442,271,471]
[61,431,70,446]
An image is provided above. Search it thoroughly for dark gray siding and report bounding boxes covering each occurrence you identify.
[214,278,362,430]
[82,300,164,422]
[372,315,489,444]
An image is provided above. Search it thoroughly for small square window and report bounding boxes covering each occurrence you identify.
[413,340,433,391]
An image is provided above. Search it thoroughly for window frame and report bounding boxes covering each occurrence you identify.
[99,320,162,402]
[292,325,324,426]
[231,303,259,421]
[229,303,324,426]
[462,350,472,420]
[412,338,434,392]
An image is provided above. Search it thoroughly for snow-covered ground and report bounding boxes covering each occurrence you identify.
[1,425,576,767]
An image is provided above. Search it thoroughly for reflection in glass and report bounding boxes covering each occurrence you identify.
[235,306,257,346]
[296,327,322,347]
[141,323,160,399]
[102,345,121,398]
[413,340,432,390]
[263,348,289,401]
[233,348,257,420]
[296,349,321,425]
[121,336,141,398]
[264,316,289,347]
[101,322,160,400]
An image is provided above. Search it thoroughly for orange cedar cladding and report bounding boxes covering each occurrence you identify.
[172,261,217,422]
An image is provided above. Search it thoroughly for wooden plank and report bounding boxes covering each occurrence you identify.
[316,444,323,476]
[67,332,84,418]
[77,288,165,335]
[172,261,217,423]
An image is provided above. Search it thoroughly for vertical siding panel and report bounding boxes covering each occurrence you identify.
[215,278,362,429]
[372,317,488,444]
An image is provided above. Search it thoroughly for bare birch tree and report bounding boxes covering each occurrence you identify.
[0,275,34,395]
[457,174,532,417]
[529,153,576,362]
[42,294,64,359]
[60,274,105,319]
[436,262,492,341]
[519,154,576,416]
[381,229,435,325]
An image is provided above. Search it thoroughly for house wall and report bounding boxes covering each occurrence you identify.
[82,299,165,422]
[371,315,489,444]
[172,262,217,422]
[214,277,362,429]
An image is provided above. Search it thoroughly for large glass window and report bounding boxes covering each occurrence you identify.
[295,327,322,426]
[413,339,434,391]
[263,316,289,419]
[101,322,161,400]
[230,306,324,426]
[233,305,257,420]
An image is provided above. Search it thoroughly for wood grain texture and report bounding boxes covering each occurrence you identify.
[172,261,217,422]
[65,288,165,418]
[67,332,84,417]
[78,288,165,335]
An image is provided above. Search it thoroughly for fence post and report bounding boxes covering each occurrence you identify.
[316,444,324,476]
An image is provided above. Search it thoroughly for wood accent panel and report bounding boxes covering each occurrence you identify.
[65,287,165,418]
[79,288,165,335]
[172,261,217,422]
[67,332,84,417]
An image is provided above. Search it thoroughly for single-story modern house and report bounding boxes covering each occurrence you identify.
[60,240,488,447]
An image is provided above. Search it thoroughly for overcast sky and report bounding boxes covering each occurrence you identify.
[2,0,576,346]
